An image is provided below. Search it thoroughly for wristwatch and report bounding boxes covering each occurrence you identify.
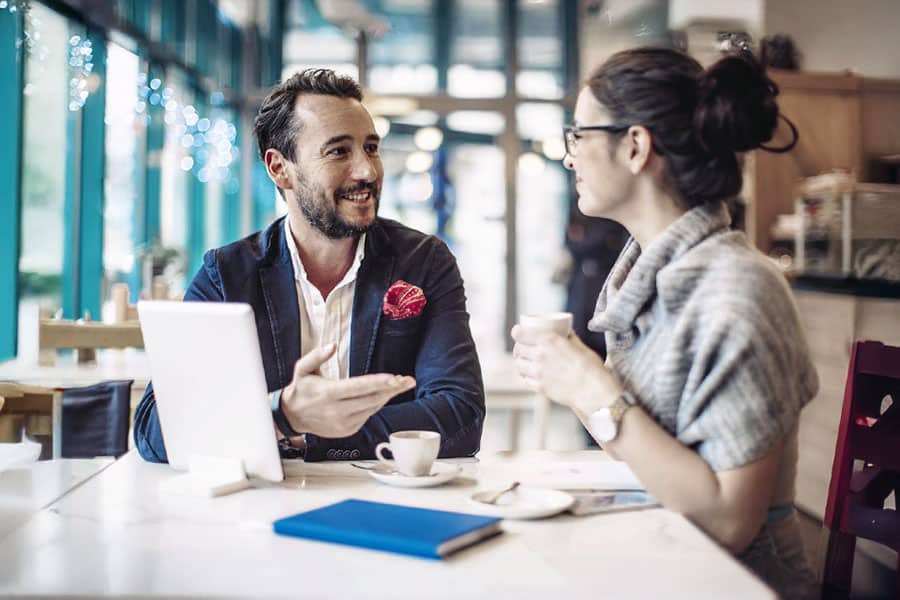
[271,387,302,438]
[272,388,307,458]
[588,390,638,443]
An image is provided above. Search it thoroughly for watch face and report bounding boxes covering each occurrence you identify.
[589,407,617,442]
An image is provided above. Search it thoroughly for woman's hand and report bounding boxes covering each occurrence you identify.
[510,325,622,418]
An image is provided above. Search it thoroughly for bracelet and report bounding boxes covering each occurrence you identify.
[271,387,302,438]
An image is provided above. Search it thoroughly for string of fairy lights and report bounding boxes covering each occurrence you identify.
[4,0,239,185]
[135,73,240,186]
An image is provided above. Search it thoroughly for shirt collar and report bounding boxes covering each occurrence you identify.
[284,218,367,287]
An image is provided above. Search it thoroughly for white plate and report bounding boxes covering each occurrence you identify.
[367,462,462,488]
[468,486,575,520]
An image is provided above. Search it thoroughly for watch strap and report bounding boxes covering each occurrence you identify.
[610,390,638,425]
[271,387,302,438]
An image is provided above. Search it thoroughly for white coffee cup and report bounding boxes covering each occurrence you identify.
[518,312,574,337]
[375,431,440,476]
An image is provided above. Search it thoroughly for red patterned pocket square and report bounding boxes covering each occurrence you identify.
[382,280,427,320]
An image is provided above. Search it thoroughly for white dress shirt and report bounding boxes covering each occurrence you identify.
[284,218,365,380]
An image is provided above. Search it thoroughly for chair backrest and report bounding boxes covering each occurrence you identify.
[820,340,900,597]
[38,319,144,366]
[825,341,900,531]
[61,380,133,458]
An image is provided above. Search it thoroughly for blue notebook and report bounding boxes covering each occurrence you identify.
[273,499,502,559]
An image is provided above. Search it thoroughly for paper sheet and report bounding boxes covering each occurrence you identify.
[517,460,645,491]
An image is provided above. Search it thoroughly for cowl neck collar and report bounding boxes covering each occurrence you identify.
[589,201,731,334]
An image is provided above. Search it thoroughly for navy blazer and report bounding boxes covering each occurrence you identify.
[133,217,485,462]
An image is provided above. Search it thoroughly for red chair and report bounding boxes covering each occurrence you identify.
[820,341,900,599]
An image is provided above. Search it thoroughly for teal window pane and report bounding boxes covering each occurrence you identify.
[516,102,563,145]
[18,3,72,356]
[103,42,143,302]
[159,0,186,59]
[202,104,240,250]
[229,26,242,90]
[252,159,279,231]
[123,0,151,38]
[515,102,566,163]
[378,131,506,357]
[282,0,358,80]
[515,112,568,321]
[368,1,436,94]
[446,111,505,136]
[516,155,567,321]
[194,0,213,76]
[195,107,239,249]
[448,0,504,98]
[159,68,191,295]
[516,0,564,99]
[379,131,433,234]
[0,5,23,359]
[449,144,506,359]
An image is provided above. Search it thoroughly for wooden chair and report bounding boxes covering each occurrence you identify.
[60,380,132,458]
[37,283,148,366]
[38,318,144,366]
[819,340,900,599]
[0,383,55,459]
[0,380,133,459]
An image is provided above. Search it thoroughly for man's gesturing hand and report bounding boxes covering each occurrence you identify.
[280,343,416,438]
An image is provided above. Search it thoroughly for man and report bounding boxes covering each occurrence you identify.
[134,69,484,462]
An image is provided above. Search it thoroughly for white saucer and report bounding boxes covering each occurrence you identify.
[367,462,462,488]
[468,486,575,520]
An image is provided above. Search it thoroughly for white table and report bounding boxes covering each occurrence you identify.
[0,458,112,539]
[0,451,773,599]
[0,349,151,390]
[1,351,545,452]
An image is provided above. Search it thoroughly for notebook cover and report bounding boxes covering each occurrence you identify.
[273,499,502,560]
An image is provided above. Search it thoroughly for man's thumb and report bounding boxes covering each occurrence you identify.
[294,342,337,377]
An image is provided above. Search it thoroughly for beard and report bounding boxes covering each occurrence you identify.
[293,175,380,240]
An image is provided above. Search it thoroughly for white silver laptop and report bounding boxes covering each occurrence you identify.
[137,301,283,483]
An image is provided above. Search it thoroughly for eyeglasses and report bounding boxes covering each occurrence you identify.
[563,124,631,157]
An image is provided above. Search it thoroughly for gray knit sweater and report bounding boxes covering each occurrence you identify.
[589,201,818,471]
[589,201,820,598]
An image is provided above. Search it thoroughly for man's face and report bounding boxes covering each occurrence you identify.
[288,94,384,239]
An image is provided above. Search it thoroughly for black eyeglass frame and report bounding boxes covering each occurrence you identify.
[563,124,633,157]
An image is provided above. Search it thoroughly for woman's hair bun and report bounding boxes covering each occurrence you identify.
[693,54,780,155]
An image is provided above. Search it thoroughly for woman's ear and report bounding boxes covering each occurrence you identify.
[625,125,654,175]
[264,149,294,190]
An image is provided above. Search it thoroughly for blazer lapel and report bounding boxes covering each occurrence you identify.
[350,225,395,377]
[259,222,301,389]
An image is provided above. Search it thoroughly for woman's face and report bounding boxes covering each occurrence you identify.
[563,87,633,218]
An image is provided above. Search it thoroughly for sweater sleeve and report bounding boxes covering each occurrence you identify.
[673,276,819,471]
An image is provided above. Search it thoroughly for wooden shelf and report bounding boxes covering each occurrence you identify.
[744,70,900,253]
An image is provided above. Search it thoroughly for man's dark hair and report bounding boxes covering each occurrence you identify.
[254,68,364,163]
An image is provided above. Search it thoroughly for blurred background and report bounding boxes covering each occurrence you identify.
[1,2,899,594]
[3,0,899,364]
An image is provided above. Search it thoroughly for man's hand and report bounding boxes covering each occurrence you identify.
[280,343,416,438]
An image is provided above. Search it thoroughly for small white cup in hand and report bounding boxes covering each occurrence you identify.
[518,312,574,337]
[375,431,440,476]
[517,312,574,391]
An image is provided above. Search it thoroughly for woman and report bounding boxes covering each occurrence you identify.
[512,47,818,599]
